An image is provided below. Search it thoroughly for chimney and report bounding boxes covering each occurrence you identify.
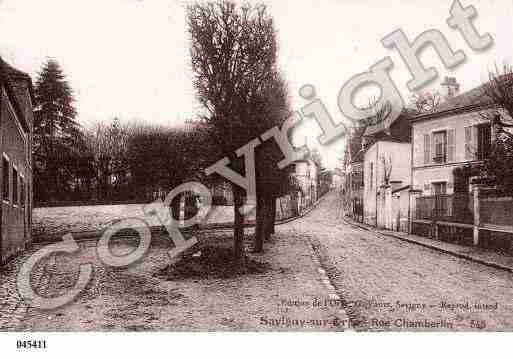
[441,76,460,99]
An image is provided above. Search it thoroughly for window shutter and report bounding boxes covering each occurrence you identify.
[423,134,430,164]
[432,133,436,163]
[465,126,473,160]
[472,126,479,160]
[447,129,456,162]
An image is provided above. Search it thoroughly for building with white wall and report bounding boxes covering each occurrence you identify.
[410,83,500,197]
[363,139,411,228]
[291,159,318,209]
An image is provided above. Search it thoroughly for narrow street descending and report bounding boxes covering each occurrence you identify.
[283,192,513,331]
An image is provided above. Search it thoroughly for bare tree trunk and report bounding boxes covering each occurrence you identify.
[254,195,265,253]
[263,196,273,242]
[233,186,245,264]
[270,197,277,235]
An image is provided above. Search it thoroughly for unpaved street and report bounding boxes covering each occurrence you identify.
[286,193,513,331]
[2,229,344,331]
[3,192,513,331]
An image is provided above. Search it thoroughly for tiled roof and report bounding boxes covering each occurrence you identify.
[434,84,493,113]
[371,132,408,143]
[364,108,416,137]
[0,57,31,132]
[409,83,496,122]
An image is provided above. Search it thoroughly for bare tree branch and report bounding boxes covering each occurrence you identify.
[409,91,441,114]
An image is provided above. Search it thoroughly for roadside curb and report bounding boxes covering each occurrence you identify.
[306,239,353,332]
[33,195,329,245]
[343,217,513,274]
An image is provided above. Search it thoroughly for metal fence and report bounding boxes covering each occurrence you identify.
[276,194,299,221]
[415,193,474,224]
[480,196,513,228]
[410,188,513,254]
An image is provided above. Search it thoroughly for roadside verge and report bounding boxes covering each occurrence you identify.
[343,217,513,273]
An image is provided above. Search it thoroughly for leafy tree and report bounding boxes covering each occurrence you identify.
[253,72,296,252]
[126,124,174,201]
[477,135,513,194]
[474,64,513,193]
[34,59,82,202]
[125,121,217,216]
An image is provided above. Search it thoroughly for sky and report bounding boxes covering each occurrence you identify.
[0,0,512,169]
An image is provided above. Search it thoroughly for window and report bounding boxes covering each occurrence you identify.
[2,155,9,202]
[465,126,475,159]
[423,134,431,164]
[477,123,491,160]
[447,129,456,162]
[465,124,491,161]
[12,166,18,205]
[433,131,447,163]
[432,182,447,195]
[433,182,448,217]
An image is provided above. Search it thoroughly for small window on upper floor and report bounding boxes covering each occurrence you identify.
[433,131,447,164]
[2,156,9,202]
[465,123,492,161]
[477,123,492,161]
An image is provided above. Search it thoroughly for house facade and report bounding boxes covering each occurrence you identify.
[343,108,414,223]
[406,78,513,247]
[292,159,318,209]
[342,126,366,222]
[344,162,364,220]
[0,59,34,264]
[410,85,497,197]
[363,140,411,229]
[344,76,513,246]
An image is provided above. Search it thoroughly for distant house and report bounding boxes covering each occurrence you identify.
[291,159,318,209]
[342,126,366,221]
[210,180,234,205]
[331,168,344,190]
[0,58,34,264]
[363,138,411,230]
[344,109,412,225]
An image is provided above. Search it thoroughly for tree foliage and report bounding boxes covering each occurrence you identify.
[479,136,513,194]
[33,59,84,202]
[474,64,513,194]
[253,72,296,252]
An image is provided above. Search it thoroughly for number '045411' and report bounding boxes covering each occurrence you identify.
[16,340,47,349]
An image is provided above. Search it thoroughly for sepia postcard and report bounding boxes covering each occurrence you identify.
[1,0,513,356]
